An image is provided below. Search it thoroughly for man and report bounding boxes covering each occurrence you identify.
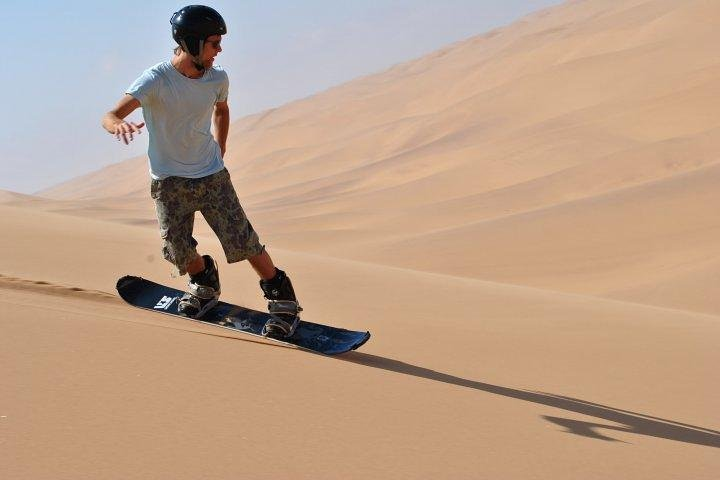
[101,5,301,338]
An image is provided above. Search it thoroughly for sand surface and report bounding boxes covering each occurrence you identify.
[3,0,719,477]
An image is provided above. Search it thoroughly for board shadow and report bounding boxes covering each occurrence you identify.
[340,352,720,448]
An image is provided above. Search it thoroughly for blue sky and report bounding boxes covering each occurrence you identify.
[0,0,559,193]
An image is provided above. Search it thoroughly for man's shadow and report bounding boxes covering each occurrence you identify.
[340,351,720,448]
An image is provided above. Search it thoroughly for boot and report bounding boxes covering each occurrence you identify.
[178,255,221,318]
[259,268,302,338]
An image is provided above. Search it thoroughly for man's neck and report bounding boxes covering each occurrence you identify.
[171,55,205,79]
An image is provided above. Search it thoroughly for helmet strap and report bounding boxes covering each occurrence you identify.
[192,38,206,71]
[192,57,205,72]
[178,38,206,73]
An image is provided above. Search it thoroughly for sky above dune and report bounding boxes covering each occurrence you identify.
[0,0,559,193]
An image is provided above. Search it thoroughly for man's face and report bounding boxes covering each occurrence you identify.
[202,35,223,67]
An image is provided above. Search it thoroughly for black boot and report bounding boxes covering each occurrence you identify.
[178,255,221,318]
[259,268,302,337]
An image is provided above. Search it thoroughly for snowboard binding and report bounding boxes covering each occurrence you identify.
[178,255,220,319]
[259,268,302,338]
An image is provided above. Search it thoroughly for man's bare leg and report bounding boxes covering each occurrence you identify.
[186,254,206,276]
[186,250,275,279]
[248,249,277,280]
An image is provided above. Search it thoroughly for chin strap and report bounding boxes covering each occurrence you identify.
[179,38,206,72]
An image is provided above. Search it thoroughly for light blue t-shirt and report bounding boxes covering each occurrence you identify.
[126,61,229,179]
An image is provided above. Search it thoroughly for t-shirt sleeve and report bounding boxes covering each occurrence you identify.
[216,70,229,103]
[126,68,159,105]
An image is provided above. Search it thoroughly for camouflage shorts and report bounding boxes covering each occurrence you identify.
[150,168,264,276]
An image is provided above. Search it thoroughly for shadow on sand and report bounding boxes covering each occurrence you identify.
[158,322,718,448]
[340,352,720,448]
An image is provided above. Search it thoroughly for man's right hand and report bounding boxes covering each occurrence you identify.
[102,94,143,144]
[113,121,145,144]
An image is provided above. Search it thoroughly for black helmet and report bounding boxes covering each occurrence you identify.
[170,5,226,57]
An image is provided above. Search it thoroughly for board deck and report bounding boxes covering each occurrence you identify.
[116,275,371,355]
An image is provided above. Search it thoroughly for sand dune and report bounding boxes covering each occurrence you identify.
[38,154,149,200]
[4,0,720,477]
[32,1,720,318]
[355,161,720,314]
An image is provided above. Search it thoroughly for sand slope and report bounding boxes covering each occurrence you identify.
[1,205,719,478]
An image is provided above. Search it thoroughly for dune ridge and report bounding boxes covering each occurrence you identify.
[0,274,120,303]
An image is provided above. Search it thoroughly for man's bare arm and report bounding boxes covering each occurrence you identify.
[102,94,145,145]
[213,100,230,157]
